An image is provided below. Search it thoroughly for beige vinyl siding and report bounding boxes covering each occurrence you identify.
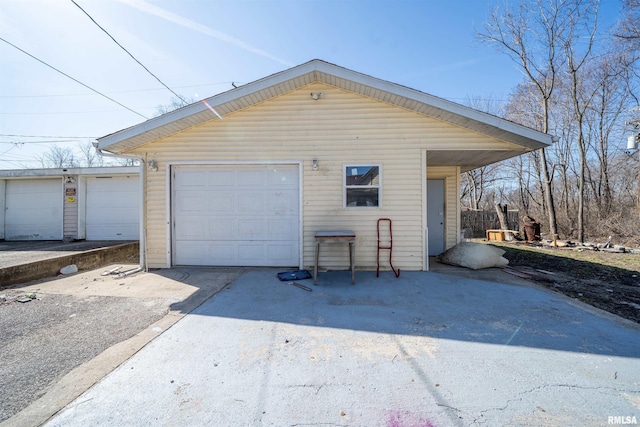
[445,173,461,249]
[131,83,511,269]
[303,159,423,271]
[145,167,167,266]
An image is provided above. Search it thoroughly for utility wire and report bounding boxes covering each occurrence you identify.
[1,110,132,115]
[0,37,148,119]
[0,82,238,99]
[0,140,88,144]
[0,145,17,156]
[70,0,187,106]
[0,134,97,138]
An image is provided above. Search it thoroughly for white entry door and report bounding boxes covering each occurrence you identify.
[86,176,139,240]
[5,179,63,240]
[427,179,445,255]
[172,165,299,266]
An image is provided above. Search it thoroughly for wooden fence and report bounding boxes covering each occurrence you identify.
[461,210,520,238]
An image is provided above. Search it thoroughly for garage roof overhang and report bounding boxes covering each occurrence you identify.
[97,59,552,170]
[427,150,531,173]
[0,166,139,178]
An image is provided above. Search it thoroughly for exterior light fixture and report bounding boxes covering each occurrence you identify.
[310,92,323,100]
[312,158,319,170]
[148,160,158,172]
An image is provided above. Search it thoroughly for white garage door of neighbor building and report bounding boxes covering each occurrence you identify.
[5,179,63,240]
[86,176,139,240]
[172,165,300,267]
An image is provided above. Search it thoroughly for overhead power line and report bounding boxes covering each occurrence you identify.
[0,81,239,99]
[0,133,97,138]
[1,110,133,115]
[0,37,148,119]
[70,0,187,106]
[0,140,89,144]
[0,145,17,156]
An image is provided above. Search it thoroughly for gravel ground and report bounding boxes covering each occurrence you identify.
[0,291,168,423]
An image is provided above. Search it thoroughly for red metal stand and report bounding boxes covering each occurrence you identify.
[377,218,400,278]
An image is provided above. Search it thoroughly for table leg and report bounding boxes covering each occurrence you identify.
[349,241,355,284]
[314,240,320,285]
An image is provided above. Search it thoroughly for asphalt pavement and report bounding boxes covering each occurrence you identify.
[0,264,246,427]
[43,269,640,427]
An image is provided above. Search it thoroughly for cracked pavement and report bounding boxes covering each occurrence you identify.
[43,269,640,426]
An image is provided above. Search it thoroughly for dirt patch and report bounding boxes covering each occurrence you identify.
[490,242,640,324]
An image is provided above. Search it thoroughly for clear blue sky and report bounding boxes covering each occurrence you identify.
[0,0,623,169]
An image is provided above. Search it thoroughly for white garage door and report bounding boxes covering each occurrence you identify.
[173,165,299,267]
[5,179,62,240]
[86,176,139,240]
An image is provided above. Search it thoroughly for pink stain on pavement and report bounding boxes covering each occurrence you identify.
[387,411,436,427]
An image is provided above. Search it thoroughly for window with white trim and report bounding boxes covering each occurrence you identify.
[344,165,381,208]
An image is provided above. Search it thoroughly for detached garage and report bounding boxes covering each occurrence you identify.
[95,60,552,271]
[0,167,139,242]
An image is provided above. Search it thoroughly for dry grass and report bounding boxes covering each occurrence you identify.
[479,240,640,323]
[491,241,639,279]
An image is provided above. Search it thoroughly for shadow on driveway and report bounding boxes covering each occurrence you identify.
[45,268,640,427]
[177,269,640,358]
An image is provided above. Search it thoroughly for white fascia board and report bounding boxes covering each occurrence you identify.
[76,166,140,175]
[97,59,552,151]
[0,166,139,178]
[97,106,204,149]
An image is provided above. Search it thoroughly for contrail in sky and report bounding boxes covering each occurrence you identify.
[116,0,293,67]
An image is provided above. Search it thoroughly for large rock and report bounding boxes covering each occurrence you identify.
[438,242,509,270]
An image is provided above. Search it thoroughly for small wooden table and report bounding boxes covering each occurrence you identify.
[314,230,356,285]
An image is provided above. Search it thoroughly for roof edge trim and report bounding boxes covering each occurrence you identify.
[97,59,552,151]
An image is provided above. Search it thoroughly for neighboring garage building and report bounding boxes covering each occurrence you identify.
[0,167,139,241]
[96,60,552,271]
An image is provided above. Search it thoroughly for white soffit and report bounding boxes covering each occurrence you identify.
[97,60,552,153]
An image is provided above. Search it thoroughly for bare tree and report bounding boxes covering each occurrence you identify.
[38,142,139,168]
[38,145,78,168]
[477,0,591,238]
[109,157,139,167]
[464,94,505,117]
[461,166,500,210]
[472,0,640,245]
[154,95,194,117]
[461,95,505,211]
[77,141,104,167]
[615,0,640,44]
[588,53,636,215]
[510,154,534,213]
[503,81,550,218]
[614,0,640,224]
[561,1,599,241]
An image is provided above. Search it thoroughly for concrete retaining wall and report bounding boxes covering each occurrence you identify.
[0,242,139,288]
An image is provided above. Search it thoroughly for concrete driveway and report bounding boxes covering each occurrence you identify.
[44,269,640,426]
